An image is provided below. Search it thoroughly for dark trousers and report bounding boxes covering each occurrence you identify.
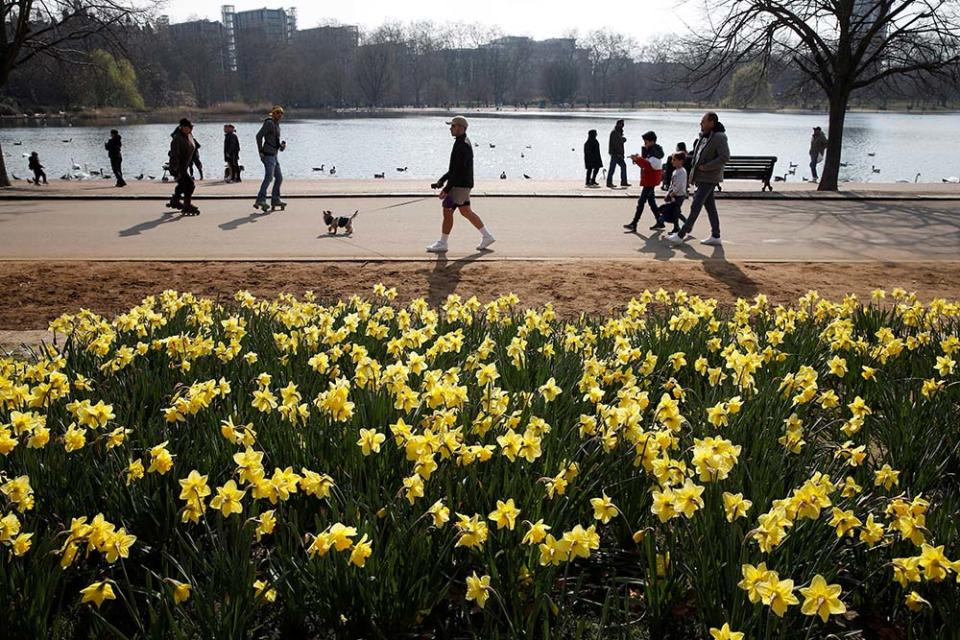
[607,155,627,186]
[585,167,600,185]
[174,174,195,201]
[655,199,686,231]
[681,183,720,238]
[227,157,241,182]
[630,186,658,224]
[32,169,47,184]
[809,153,819,181]
[110,158,125,185]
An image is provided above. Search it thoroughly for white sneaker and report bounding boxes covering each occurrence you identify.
[665,232,686,246]
[426,240,448,253]
[701,236,722,246]
[477,236,496,251]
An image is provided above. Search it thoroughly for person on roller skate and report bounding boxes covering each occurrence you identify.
[167,118,200,216]
[255,105,287,212]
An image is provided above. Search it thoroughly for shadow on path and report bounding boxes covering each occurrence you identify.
[220,211,268,231]
[425,251,487,306]
[681,243,760,299]
[118,212,182,237]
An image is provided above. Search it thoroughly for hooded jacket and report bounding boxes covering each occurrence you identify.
[224,131,240,160]
[436,134,473,189]
[256,117,281,156]
[105,136,122,160]
[584,132,603,170]
[631,143,664,188]
[690,122,730,185]
[609,125,626,156]
[169,128,196,178]
[810,130,828,157]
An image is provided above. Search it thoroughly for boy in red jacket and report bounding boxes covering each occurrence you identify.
[624,131,664,232]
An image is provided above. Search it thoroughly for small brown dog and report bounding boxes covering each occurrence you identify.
[323,210,358,235]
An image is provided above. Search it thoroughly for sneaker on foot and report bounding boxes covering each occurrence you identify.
[701,236,722,246]
[649,223,665,230]
[665,232,689,246]
[623,223,637,231]
[477,236,496,251]
[426,240,448,253]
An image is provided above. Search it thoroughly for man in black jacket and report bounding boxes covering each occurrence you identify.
[427,116,495,253]
[105,130,126,187]
[224,124,241,182]
[606,119,630,188]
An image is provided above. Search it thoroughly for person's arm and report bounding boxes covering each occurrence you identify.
[255,123,266,156]
[698,136,731,172]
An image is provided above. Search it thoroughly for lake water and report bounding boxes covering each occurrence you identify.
[3,110,959,183]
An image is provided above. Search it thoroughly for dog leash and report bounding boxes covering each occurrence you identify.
[356,196,433,215]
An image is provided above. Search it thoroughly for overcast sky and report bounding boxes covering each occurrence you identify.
[161,0,703,41]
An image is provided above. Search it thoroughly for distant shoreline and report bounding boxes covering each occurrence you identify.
[2,104,959,126]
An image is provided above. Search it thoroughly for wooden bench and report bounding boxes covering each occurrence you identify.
[717,156,778,192]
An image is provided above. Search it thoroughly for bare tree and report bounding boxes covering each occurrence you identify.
[0,0,155,185]
[582,29,633,104]
[685,0,960,190]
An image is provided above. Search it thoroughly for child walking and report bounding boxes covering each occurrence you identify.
[583,130,603,187]
[623,131,664,232]
[652,153,689,234]
[28,152,47,185]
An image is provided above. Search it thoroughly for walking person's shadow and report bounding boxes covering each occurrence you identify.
[676,242,760,299]
[118,211,183,237]
[425,251,486,306]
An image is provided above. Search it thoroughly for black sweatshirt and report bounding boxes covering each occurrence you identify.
[436,134,474,189]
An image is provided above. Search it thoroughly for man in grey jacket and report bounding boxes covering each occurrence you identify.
[809,126,828,181]
[666,112,729,247]
[255,105,287,210]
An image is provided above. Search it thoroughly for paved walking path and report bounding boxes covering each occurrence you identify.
[0,195,957,262]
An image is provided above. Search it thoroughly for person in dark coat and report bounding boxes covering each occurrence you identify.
[606,119,630,188]
[583,130,603,187]
[188,138,204,180]
[28,152,47,185]
[167,118,200,215]
[105,130,126,187]
[661,141,689,190]
[223,124,241,182]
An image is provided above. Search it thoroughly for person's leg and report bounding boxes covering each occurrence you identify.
[606,156,616,187]
[114,159,125,186]
[704,188,721,239]
[271,160,283,203]
[182,175,197,211]
[679,183,712,237]
[458,204,485,231]
[585,169,591,186]
[618,156,629,185]
[810,154,819,181]
[257,155,274,202]
[441,208,454,235]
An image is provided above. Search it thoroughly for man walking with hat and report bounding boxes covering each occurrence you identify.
[255,105,287,211]
[809,126,828,182]
[427,115,495,253]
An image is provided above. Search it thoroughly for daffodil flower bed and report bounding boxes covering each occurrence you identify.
[1,287,958,639]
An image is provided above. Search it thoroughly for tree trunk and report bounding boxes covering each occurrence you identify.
[0,141,9,188]
[818,90,849,191]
